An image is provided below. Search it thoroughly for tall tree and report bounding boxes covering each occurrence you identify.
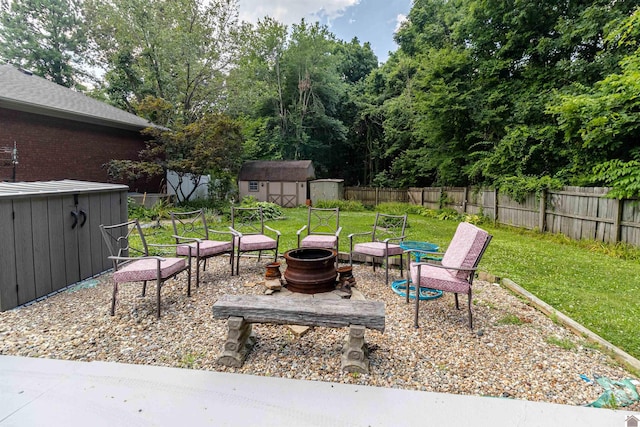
[86,0,240,125]
[0,0,88,88]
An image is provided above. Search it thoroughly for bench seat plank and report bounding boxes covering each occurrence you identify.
[213,294,385,332]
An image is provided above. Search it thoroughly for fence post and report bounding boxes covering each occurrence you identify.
[421,187,424,207]
[493,188,498,224]
[463,187,468,214]
[539,189,547,232]
[375,187,379,206]
[612,198,622,243]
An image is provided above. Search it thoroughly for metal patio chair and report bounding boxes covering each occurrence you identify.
[406,221,492,329]
[100,219,192,318]
[297,207,342,250]
[349,213,407,286]
[171,209,234,286]
[230,206,280,275]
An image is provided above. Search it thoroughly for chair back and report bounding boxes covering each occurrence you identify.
[306,207,339,236]
[99,219,149,270]
[372,213,407,243]
[441,222,491,279]
[231,206,265,235]
[171,209,209,242]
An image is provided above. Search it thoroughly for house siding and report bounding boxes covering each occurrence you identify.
[0,108,157,192]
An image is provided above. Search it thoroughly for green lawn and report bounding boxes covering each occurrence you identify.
[142,205,640,361]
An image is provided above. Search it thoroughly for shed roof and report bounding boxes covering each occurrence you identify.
[0,64,154,131]
[238,160,315,182]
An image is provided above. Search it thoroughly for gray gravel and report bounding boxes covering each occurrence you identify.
[1,256,638,411]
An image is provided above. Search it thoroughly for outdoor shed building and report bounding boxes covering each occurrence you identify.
[238,160,315,207]
[0,64,157,192]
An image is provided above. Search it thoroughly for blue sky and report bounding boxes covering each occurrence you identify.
[238,0,412,63]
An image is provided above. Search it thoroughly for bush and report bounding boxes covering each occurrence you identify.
[376,202,426,216]
[238,196,284,220]
[314,199,366,211]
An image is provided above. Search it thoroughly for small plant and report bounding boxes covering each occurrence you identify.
[496,313,523,325]
[179,352,201,369]
[546,335,576,350]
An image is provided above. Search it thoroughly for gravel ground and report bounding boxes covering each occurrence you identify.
[1,255,638,411]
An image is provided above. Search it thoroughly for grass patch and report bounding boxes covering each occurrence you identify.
[546,336,576,350]
[496,314,524,326]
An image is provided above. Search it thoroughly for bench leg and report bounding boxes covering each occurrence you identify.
[217,316,255,368]
[341,324,370,374]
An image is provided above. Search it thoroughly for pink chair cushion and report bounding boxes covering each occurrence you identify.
[301,235,337,249]
[235,234,277,251]
[410,263,471,294]
[177,240,232,257]
[440,222,489,279]
[353,241,403,258]
[113,257,187,283]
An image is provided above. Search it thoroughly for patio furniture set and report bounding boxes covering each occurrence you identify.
[99,206,492,371]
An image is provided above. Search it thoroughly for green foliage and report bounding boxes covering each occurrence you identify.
[239,196,284,220]
[592,159,640,199]
[376,202,425,216]
[0,0,89,89]
[496,314,524,326]
[496,176,563,203]
[314,199,366,212]
[107,113,244,203]
[545,336,576,351]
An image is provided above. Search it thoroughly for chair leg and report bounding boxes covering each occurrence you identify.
[229,252,234,275]
[258,250,262,263]
[468,290,473,329]
[156,277,162,318]
[400,254,403,278]
[142,281,147,297]
[195,256,201,290]
[111,282,118,316]
[414,282,420,328]
[454,293,460,310]
[385,255,389,286]
[236,251,241,275]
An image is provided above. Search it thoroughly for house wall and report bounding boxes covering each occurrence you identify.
[0,108,158,192]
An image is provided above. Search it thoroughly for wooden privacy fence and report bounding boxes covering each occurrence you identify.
[345,186,640,247]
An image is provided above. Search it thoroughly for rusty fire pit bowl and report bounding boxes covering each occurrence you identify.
[283,248,337,294]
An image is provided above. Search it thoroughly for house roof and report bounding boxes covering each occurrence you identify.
[0,64,154,131]
[239,160,315,182]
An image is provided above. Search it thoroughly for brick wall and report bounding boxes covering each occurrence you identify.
[0,107,160,192]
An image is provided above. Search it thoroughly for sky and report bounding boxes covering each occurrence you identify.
[237,0,412,63]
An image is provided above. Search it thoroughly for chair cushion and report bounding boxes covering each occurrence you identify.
[353,242,403,258]
[235,234,277,251]
[440,222,490,279]
[301,235,337,249]
[410,263,470,294]
[113,257,187,283]
[177,240,232,257]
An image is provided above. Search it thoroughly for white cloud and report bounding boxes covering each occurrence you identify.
[394,13,407,33]
[238,0,360,25]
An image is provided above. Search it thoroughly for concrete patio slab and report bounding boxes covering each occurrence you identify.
[0,355,637,426]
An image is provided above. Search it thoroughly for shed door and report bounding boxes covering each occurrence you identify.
[267,182,300,207]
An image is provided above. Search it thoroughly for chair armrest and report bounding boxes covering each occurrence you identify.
[228,226,242,237]
[382,235,405,244]
[348,231,372,239]
[208,228,234,238]
[264,225,281,236]
[335,226,343,237]
[296,225,307,236]
[412,261,477,273]
[109,255,166,262]
[172,235,203,243]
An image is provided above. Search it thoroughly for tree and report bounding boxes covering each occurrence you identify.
[0,0,88,88]
[86,0,240,124]
[106,113,244,203]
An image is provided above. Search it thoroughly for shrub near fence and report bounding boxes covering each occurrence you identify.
[344,186,640,248]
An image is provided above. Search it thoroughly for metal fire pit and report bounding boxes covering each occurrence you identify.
[283,248,337,294]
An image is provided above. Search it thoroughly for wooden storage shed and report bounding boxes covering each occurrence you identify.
[238,160,315,207]
[0,180,128,311]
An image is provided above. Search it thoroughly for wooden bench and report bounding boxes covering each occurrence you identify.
[212,294,385,374]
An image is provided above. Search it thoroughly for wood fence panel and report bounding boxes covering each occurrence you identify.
[442,187,466,212]
[621,200,640,246]
[483,190,496,221]
[408,188,422,205]
[423,188,441,209]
